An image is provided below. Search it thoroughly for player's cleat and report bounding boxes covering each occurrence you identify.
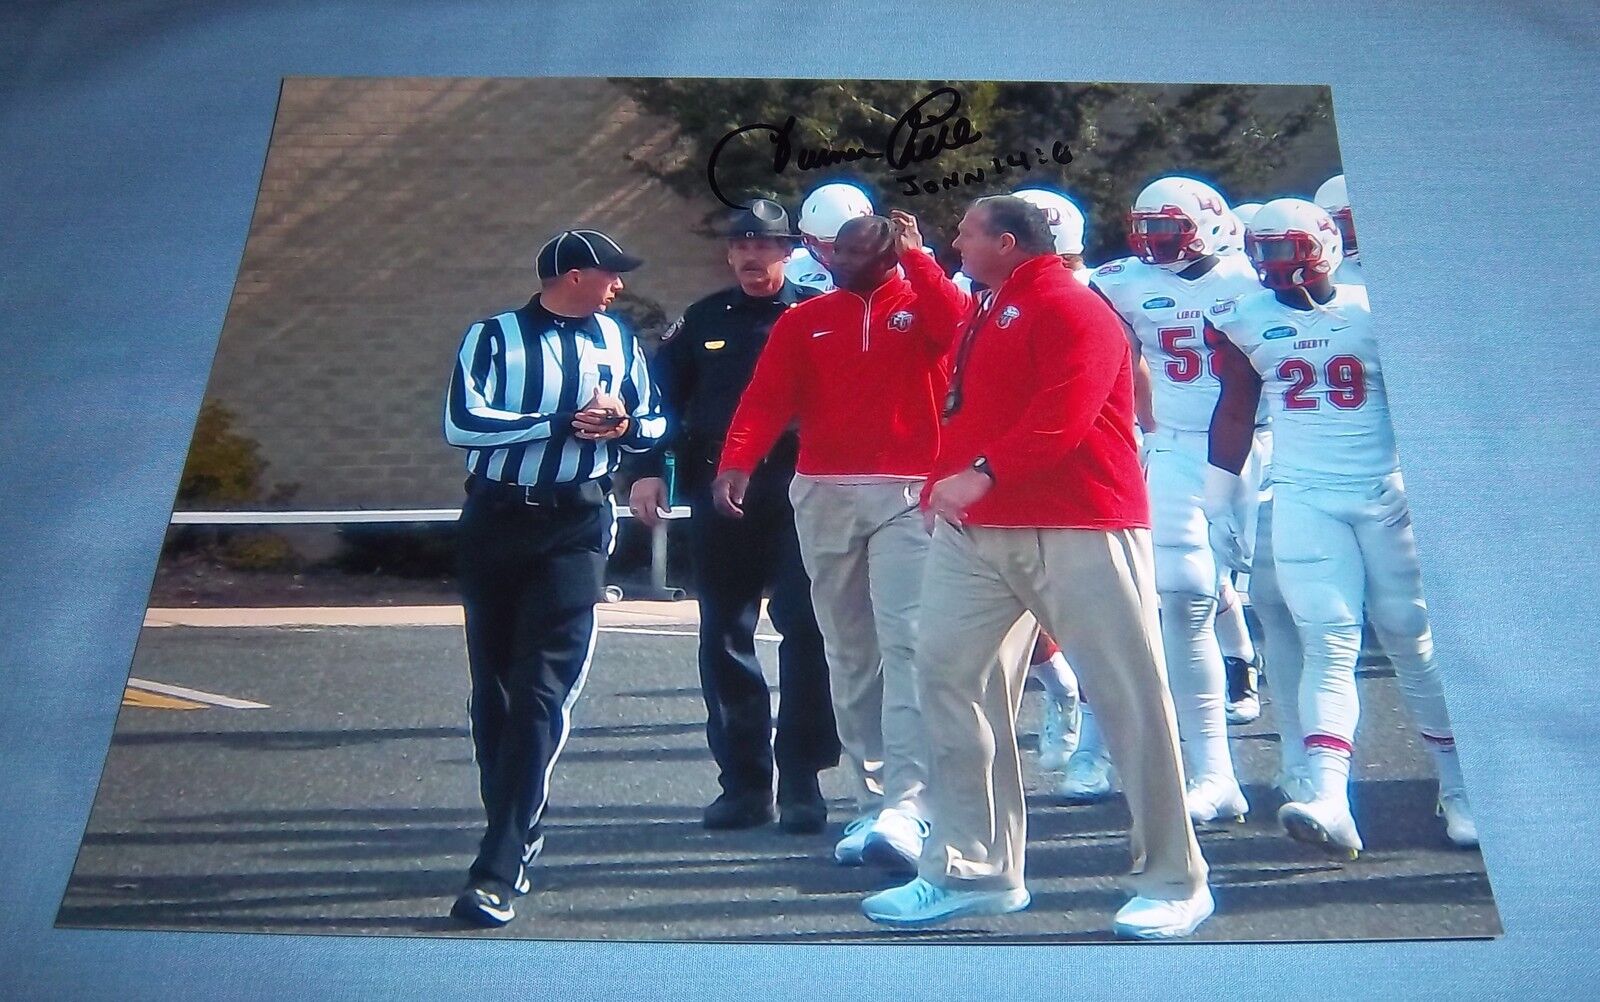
[1059,750,1116,803]
[1186,774,1250,824]
[1437,789,1479,848]
[833,812,877,866]
[1273,768,1316,806]
[1224,655,1262,724]
[861,807,929,874]
[862,877,1030,926]
[450,879,517,927]
[1112,884,1215,940]
[1279,797,1364,860]
[1038,691,1081,771]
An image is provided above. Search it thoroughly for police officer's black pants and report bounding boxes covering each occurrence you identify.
[687,466,840,802]
[456,489,609,888]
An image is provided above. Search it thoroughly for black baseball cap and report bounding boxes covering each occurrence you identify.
[536,229,644,279]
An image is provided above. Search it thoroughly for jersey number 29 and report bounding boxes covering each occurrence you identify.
[1279,355,1367,410]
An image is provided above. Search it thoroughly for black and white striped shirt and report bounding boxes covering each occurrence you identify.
[444,297,666,486]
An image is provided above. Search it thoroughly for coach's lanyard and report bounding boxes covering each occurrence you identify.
[941,290,997,423]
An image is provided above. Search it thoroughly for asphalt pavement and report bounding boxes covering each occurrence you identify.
[58,613,1500,943]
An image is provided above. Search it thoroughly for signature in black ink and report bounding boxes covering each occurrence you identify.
[898,142,1075,197]
[707,87,985,209]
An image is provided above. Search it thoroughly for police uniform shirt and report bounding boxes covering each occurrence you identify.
[444,295,666,486]
[631,280,819,481]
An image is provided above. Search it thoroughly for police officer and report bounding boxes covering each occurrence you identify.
[628,200,840,834]
[443,228,666,927]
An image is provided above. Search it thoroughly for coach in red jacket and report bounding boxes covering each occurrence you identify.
[860,197,1214,941]
[712,215,965,873]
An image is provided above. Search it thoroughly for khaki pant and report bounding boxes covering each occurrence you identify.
[789,476,929,814]
[915,521,1207,899]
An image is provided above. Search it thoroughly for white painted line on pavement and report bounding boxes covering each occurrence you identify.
[599,626,782,642]
[126,678,270,709]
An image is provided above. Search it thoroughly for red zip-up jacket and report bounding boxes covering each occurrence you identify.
[719,250,964,478]
[927,253,1149,529]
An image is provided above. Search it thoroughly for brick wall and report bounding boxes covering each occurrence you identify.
[204,77,732,509]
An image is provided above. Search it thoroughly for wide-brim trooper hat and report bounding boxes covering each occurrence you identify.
[723,198,800,241]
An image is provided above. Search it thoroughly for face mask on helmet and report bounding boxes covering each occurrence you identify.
[1127,209,1199,265]
[1246,231,1332,290]
[1330,208,1358,257]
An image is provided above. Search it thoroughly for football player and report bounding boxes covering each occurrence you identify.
[1204,197,1476,857]
[785,182,875,292]
[1075,176,1264,824]
[953,187,1092,295]
[1003,187,1091,770]
[1314,175,1364,286]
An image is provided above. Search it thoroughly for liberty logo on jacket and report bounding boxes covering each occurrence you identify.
[997,305,1021,329]
[888,310,914,332]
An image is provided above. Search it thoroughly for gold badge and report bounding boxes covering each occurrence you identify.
[704,340,726,350]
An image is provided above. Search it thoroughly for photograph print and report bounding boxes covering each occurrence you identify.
[57,75,1499,943]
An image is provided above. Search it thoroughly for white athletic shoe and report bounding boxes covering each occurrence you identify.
[1224,656,1262,725]
[1112,884,1215,940]
[833,812,876,866]
[862,877,1031,926]
[1273,767,1316,806]
[1438,789,1479,848]
[861,807,929,873]
[1059,751,1116,803]
[1186,774,1249,824]
[1038,692,1081,771]
[1279,796,1364,860]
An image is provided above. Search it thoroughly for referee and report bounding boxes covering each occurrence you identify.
[442,228,665,927]
[627,200,839,835]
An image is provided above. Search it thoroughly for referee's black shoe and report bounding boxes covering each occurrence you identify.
[450,878,517,928]
[703,790,778,830]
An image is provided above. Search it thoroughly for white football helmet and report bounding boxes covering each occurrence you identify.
[1244,197,1343,291]
[1232,202,1265,228]
[1128,176,1234,270]
[1314,174,1358,262]
[797,182,874,241]
[1012,187,1086,256]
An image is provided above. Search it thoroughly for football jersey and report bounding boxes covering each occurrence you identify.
[1091,254,1262,434]
[788,245,939,294]
[1208,284,1396,486]
[785,247,834,292]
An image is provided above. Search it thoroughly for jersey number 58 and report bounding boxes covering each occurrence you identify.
[1158,326,1219,383]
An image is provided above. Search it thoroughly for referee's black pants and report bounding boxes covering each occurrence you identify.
[456,483,611,888]
[687,464,840,803]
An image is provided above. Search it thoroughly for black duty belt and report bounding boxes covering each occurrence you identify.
[465,475,609,508]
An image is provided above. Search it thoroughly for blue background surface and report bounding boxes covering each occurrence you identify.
[1,2,1595,997]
